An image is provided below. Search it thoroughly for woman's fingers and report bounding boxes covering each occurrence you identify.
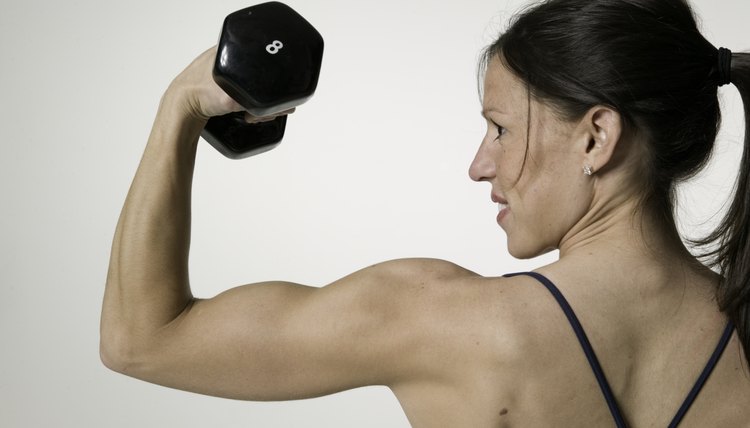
[244,108,296,123]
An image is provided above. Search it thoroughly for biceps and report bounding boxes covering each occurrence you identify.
[138,278,405,401]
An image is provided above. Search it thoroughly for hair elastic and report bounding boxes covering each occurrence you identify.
[717,47,732,87]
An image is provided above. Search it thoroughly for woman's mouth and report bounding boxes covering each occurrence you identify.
[492,194,510,224]
[497,203,510,224]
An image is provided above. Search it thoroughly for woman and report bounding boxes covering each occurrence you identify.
[100,0,750,426]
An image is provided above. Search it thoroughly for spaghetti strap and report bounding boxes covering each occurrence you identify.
[667,320,734,427]
[504,271,735,428]
[505,271,627,427]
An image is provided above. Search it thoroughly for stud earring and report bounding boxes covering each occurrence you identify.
[583,164,593,176]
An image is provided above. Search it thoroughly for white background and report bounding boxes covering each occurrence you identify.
[1,0,747,426]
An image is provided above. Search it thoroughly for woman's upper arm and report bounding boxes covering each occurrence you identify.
[115,258,479,401]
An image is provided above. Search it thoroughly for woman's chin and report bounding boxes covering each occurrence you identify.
[507,239,556,260]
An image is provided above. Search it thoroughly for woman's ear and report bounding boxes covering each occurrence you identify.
[580,105,622,175]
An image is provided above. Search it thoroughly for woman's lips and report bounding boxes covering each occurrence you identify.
[491,193,508,204]
[492,194,510,224]
[496,204,510,223]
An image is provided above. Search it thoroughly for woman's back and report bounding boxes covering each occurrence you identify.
[392,258,749,427]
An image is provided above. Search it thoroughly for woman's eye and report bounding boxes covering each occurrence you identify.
[493,122,506,141]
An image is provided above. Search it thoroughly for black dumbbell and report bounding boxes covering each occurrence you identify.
[201,2,324,159]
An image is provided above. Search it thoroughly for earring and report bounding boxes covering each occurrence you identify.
[583,164,593,176]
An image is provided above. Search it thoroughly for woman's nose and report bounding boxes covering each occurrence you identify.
[469,141,496,182]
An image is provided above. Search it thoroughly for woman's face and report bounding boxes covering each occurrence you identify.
[469,57,594,259]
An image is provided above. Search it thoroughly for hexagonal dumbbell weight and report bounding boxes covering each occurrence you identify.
[201,2,324,159]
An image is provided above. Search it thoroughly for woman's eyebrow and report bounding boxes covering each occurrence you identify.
[481,107,508,118]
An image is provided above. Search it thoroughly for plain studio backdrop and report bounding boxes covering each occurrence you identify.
[1,0,747,426]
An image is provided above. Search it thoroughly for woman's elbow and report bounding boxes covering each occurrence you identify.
[99,329,150,377]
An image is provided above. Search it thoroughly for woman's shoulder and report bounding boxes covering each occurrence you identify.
[359,258,559,314]
[368,259,574,360]
[354,258,570,344]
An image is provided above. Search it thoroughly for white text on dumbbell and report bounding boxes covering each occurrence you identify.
[266,40,284,54]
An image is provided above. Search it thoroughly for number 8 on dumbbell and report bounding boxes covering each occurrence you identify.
[266,40,284,54]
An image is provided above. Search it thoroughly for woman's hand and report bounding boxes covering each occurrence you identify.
[167,46,294,124]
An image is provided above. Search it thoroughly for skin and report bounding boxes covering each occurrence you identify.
[101,48,750,427]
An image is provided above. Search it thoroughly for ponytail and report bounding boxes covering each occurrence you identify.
[697,52,750,366]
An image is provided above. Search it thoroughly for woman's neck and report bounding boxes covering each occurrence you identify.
[557,194,713,281]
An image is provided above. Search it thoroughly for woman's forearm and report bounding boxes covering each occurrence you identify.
[100,89,206,368]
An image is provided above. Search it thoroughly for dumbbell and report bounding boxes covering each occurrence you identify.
[201,2,324,159]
